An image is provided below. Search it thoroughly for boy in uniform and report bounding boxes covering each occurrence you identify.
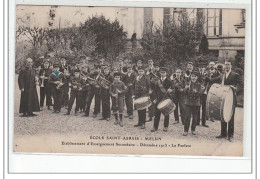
[59,58,70,108]
[80,64,90,113]
[133,67,151,129]
[48,64,65,113]
[182,71,205,136]
[110,72,127,127]
[172,68,185,124]
[151,67,173,132]
[39,60,52,110]
[64,69,84,116]
[84,64,102,117]
[122,64,136,119]
[100,65,114,121]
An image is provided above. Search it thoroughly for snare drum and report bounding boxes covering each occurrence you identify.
[206,83,235,123]
[157,99,176,116]
[134,96,152,110]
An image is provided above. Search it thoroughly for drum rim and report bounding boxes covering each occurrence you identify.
[206,84,234,122]
[161,107,175,116]
[157,98,173,109]
[134,97,152,110]
[134,96,150,104]
[221,86,235,123]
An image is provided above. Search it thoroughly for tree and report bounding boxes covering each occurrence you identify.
[80,15,127,61]
[199,34,209,54]
[141,12,203,66]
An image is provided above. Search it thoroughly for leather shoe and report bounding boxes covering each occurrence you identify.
[64,112,70,115]
[146,117,152,122]
[216,135,226,139]
[20,113,27,117]
[151,128,157,132]
[173,121,179,124]
[183,132,188,136]
[192,131,196,135]
[28,113,37,116]
[228,137,233,142]
[134,124,141,127]
[202,124,209,127]
[163,127,168,132]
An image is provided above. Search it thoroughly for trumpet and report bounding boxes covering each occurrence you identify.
[96,76,112,89]
[80,73,88,82]
[71,81,82,90]
[56,78,64,89]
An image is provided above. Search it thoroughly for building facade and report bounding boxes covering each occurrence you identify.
[115,7,245,60]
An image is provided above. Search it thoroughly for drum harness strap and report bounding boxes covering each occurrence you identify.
[157,80,171,101]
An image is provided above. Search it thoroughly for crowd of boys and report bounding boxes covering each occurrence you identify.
[18,57,242,142]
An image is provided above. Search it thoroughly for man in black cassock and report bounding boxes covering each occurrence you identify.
[18,58,40,117]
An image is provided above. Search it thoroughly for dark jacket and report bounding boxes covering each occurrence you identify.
[48,72,65,89]
[183,81,204,106]
[122,72,136,96]
[204,71,222,93]
[153,77,173,103]
[101,73,114,94]
[223,70,243,95]
[172,76,185,101]
[39,68,52,87]
[69,76,84,91]
[133,75,151,98]
[222,70,243,106]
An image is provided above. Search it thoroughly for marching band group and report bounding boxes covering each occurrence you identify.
[18,56,242,142]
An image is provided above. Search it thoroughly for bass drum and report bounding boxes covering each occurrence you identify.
[134,96,152,110]
[157,99,176,116]
[206,83,235,123]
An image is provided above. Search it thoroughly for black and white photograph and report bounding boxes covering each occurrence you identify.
[13,5,247,156]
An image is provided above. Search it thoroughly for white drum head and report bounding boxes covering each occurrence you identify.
[135,96,149,104]
[157,99,171,109]
[223,89,234,122]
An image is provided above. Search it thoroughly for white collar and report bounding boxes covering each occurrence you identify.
[225,69,232,78]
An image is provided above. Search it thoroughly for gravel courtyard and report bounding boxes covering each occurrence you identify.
[13,75,244,156]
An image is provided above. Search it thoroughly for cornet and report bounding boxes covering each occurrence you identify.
[56,78,64,89]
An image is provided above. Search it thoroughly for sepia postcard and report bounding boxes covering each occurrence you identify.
[13,4,249,157]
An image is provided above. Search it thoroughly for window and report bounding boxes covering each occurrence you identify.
[237,50,245,57]
[207,9,221,37]
[163,8,171,23]
[144,8,153,33]
[196,9,204,37]
[219,9,222,35]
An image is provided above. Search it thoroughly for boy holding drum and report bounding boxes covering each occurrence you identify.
[151,67,173,132]
[133,67,151,129]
